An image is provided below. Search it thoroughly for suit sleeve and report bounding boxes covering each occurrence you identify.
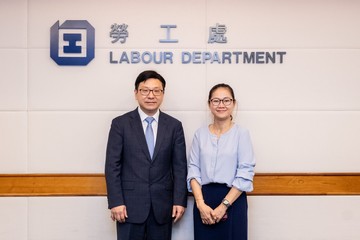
[172,122,188,207]
[105,118,125,209]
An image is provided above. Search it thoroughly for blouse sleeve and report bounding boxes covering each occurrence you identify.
[187,130,202,192]
[232,128,256,192]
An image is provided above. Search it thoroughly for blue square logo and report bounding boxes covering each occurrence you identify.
[50,20,95,66]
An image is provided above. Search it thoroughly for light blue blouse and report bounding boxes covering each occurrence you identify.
[187,124,256,192]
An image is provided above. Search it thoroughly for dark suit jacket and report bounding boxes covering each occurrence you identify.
[105,108,187,224]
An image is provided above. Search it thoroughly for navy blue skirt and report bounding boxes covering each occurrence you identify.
[193,183,248,240]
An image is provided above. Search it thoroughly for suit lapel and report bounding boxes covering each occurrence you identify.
[153,111,168,161]
[129,109,152,161]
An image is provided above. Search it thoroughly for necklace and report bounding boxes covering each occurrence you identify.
[210,121,233,138]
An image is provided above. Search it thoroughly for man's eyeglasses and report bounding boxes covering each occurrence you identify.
[210,97,233,106]
[138,88,164,96]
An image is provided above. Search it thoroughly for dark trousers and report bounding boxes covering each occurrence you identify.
[193,183,248,240]
[117,207,172,240]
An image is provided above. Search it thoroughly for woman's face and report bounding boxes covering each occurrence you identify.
[208,87,235,121]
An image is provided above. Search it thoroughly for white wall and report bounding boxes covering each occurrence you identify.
[1,0,360,239]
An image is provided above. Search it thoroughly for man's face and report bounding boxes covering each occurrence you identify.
[135,78,164,116]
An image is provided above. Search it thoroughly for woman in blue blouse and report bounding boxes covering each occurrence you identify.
[187,83,256,240]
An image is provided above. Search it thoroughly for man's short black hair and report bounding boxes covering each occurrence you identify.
[134,70,166,91]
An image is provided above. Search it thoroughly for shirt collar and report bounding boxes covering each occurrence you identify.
[138,107,160,123]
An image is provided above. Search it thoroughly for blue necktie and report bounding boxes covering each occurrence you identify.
[145,117,155,158]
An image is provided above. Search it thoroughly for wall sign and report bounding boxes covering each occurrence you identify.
[108,23,286,65]
[50,20,286,66]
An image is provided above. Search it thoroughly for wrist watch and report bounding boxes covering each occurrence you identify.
[222,198,231,208]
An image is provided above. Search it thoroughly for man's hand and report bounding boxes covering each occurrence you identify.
[110,205,128,223]
[172,205,185,223]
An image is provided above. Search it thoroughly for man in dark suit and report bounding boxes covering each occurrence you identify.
[105,70,187,240]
